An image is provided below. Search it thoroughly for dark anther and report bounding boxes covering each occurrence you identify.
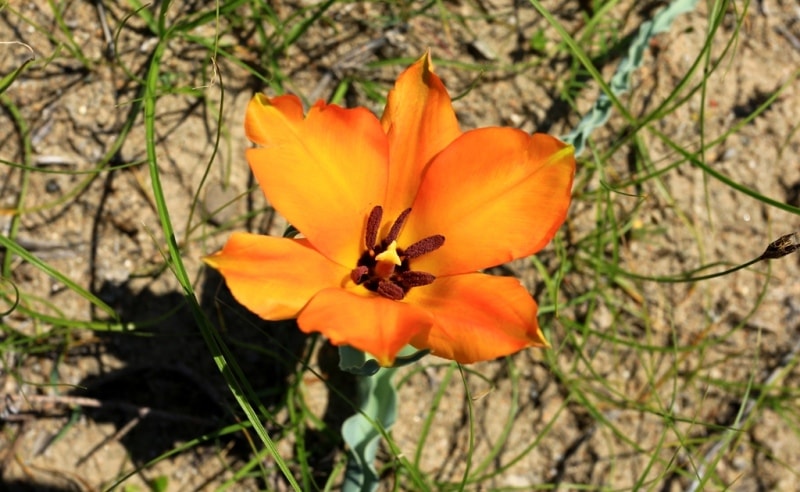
[404,235,445,259]
[365,206,383,250]
[353,207,444,299]
[384,208,412,246]
[398,271,436,288]
[351,265,369,284]
[377,280,405,300]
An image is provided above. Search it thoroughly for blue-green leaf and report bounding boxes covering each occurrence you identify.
[339,345,381,376]
[341,367,398,492]
[562,0,699,155]
[339,345,430,376]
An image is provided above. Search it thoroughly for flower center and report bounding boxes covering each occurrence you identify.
[350,206,445,301]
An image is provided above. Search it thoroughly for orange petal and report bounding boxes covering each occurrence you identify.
[298,288,434,366]
[406,274,548,363]
[404,129,575,275]
[380,52,461,217]
[245,94,389,266]
[204,232,349,320]
[245,94,305,145]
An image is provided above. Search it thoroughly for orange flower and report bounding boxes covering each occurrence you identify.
[204,53,575,366]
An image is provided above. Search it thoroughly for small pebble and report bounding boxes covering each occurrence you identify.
[45,179,61,194]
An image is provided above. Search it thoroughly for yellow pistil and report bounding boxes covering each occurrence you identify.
[374,240,402,278]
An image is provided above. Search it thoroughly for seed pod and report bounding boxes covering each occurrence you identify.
[759,232,800,260]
